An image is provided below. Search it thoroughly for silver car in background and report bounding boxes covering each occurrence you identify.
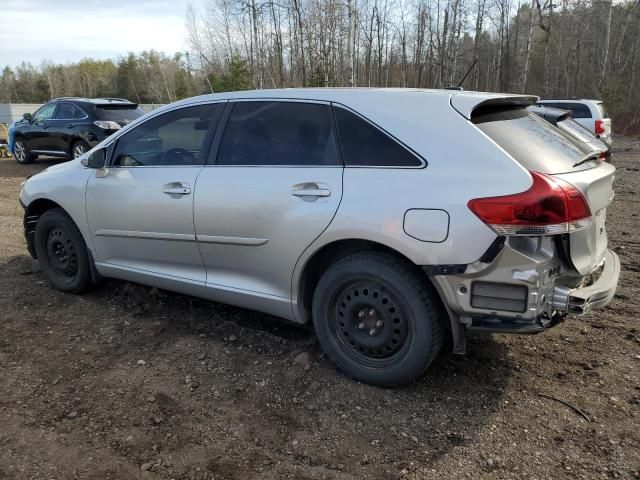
[20,89,620,386]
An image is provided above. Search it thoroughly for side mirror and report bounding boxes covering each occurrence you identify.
[23,113,32,122]
[83,147,106,169]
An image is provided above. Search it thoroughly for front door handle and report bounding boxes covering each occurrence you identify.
[163,182,191,196]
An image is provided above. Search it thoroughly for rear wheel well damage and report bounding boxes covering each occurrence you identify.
[297,239,456,349]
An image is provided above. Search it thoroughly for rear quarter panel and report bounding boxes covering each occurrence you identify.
[292,93,533,306]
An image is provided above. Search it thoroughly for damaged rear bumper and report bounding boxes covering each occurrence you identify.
[430,237,621,347]
[552,249,620,314]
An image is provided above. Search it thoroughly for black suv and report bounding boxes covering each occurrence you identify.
[13,97,144,164]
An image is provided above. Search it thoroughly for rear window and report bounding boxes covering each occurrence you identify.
[557,119,608,152]
[557,118,595,144]
[537,101,592,119]
[95,105,144,124]
[473,108,596,173]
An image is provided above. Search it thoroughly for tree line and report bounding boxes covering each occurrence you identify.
[1,0,639,132]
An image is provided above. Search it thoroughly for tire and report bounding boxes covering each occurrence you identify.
[71,140,90,159]
[34,208,92,293]
[312,251,444,387]
[13,138,34,164]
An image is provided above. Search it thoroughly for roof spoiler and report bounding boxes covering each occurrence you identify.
[451,93,538,119]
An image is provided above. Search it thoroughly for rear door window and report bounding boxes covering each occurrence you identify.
[54,103,85,120]
[473,108,596,173]
[333,107,422,167]
[216,101,340,166]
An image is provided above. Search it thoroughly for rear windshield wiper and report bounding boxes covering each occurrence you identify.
[573,151,601,168]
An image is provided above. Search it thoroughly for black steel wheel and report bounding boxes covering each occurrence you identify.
[34,208,92,293]
[312,251,445,387]
[332,280,410,365]
[44,227,79,281]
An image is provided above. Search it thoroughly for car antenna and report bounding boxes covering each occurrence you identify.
[445,58,478,91]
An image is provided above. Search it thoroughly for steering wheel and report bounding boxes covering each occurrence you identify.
[160,147,197,165]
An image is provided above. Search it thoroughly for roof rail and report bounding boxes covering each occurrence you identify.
[97,97,131,102]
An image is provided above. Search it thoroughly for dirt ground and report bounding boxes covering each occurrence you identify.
[0,141,639,480]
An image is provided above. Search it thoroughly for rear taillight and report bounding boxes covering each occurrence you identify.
[468,171,592,236]
[94,120,121,130]
[595,119,606,135]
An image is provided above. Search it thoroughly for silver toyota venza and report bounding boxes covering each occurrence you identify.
[20,89,620,386]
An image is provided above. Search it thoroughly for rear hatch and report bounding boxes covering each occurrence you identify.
[471,106,615,275]
[94,104,144,127]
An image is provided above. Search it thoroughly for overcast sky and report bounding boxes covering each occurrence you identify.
[1,0,198,67]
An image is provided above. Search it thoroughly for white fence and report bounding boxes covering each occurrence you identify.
[0,103,165,124]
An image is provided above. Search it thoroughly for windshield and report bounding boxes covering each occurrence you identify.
[95,105,144,125]
[473,108,597,173]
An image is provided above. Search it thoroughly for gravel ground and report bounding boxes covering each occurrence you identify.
[0,142,638,480]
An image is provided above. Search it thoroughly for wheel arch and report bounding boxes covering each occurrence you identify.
[295,238,451,333]
[24,198,67,258]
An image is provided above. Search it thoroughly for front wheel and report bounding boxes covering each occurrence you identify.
[34,208,92,293]
[13,138,34,164]
[312,251,444,387]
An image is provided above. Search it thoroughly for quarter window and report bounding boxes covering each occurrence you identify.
[54,103,85,120]
[333,107,421,167]
[216,101,340,166]
[112,104,222,167]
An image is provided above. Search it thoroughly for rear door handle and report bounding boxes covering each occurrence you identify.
[163,182,191,196]
[292,189,331,197]
[291,183,331,198]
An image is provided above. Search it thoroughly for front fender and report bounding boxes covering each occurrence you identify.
[20,160,94,254]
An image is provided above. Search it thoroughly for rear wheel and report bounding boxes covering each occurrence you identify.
[71,140,89,159]
[14,138,34,164]
[312,251,444,386]
[34,208,92,293]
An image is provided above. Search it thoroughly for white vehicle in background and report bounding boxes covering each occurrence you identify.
[535,99,612,143]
